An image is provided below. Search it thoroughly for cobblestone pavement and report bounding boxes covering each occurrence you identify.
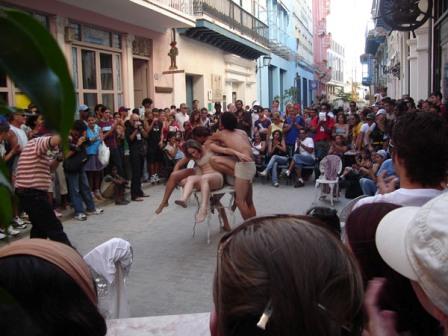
[39,180,350,317]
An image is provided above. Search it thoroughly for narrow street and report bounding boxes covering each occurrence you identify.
[63,181,347,317]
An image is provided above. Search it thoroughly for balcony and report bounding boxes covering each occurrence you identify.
[193,0,269,45]
[178,0,269,59]
[59,0,196,32]
[268,23,296,60]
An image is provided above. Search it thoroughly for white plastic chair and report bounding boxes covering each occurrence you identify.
[193,185,236,244]
[83,238,133,319]
[314,155,343,206]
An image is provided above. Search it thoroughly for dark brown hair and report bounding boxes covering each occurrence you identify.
[346,203,440,334]
[182,139,203,158]
[392,111,448,187]
[214,215,363,336]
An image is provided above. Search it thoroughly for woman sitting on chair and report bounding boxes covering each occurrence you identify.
[258,130,288,187]
[175,139,225,224]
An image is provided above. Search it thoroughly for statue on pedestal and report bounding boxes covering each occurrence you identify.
[168,41,178,70]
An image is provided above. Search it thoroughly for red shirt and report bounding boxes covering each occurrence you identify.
[310,116,335,142]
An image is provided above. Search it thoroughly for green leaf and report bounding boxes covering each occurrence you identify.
[0,8,76,147]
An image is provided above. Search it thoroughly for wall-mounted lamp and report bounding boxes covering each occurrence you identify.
[256,55,272,73]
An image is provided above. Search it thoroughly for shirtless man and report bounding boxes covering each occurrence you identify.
[207,112,256,220]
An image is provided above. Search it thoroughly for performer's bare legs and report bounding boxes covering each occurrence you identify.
[155,168,195,214]
[175,173,224,223]
[196,173,223,223]
[210,156,255,220]
[175,175,201,208]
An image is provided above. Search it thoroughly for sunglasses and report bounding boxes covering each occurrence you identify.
[215,215,363,335]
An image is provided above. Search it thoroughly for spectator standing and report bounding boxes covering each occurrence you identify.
[64,120,103,221]
[84,115,104,200]
[369,109,388,151]
[283,107,304,157]
[332,112,349,139]
[15,135,72,245]
[93,104,105,120]
[348,113,362,151]
[235,99,252,137]
[359,112,376,149]
[142,97,153,112]
[8,110,28,170]
[126,114,148,201]
[310,103,334,162]
[253,108,271,140]
[79,104,90,126]
[348,101,358,114]
[429,91,447,118]
[355,112,448,210]
[145,110,164,183]
[267,112,284,140]
[200,108,211,130]
[98,106,123,177]
[271,98,281,116]
[176,103,190,132]
[190,109,201,129]
[8,111,28,227]
[192,99,200,113]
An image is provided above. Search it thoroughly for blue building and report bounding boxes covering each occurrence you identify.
[294,0,315,108]
[257,0,297,111]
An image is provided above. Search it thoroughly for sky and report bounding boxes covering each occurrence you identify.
[326,0,374,84]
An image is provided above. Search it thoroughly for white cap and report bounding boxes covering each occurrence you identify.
[376,109,386,116]
[376,192,448,314]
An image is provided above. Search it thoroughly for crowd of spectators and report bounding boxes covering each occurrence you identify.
[0,88,447,336]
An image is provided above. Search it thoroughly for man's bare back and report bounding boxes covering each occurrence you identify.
[208,129,253,160]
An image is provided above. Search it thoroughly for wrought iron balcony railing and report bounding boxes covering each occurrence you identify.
[193,0,269,46]
[156,0,194,15]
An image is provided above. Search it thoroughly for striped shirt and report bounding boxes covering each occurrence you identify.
[15,136,53,191]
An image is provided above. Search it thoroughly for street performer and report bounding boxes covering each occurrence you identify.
[207,112,256,220]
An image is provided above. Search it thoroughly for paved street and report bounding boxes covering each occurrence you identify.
[62,179,349,318]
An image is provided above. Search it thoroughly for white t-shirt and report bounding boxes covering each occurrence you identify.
[354,188,445,210]
[10,125,28,150]
[175,112,190,132]
[360,122,375,146]
[295,137,315,159]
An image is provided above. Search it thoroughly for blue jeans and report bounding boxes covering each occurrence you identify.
[293,154,315,167]
[292,154,315,179]
[265,155,289,183]
[66,169,96,215]
[360,177,377,196]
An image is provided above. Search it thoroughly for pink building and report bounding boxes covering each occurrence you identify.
[312,0,332,102]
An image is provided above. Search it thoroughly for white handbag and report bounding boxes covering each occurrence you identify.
[98,142,110,166]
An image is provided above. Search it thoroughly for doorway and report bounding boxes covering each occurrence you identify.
[186,75,194,109]
[133,58,149,108]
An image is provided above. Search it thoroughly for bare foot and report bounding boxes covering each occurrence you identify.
[195,209,208,223]
[175,200,187,208]
[155,202,168,214]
